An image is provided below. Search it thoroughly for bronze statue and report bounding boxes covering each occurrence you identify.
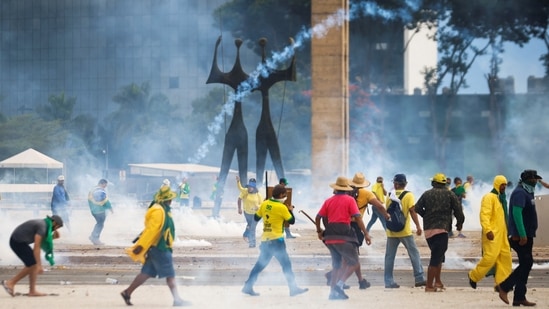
[206,36,296,218]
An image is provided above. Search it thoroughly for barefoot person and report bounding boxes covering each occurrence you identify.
[121,185,190,307]
[2,215,63,297]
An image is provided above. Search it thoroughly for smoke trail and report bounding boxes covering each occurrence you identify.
[189,0,423,164]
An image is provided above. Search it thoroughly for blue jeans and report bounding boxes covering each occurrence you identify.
[366,205,387,232]
[384,235,425,286]
[90,211,106,240]
[243,213,258,246]
[244,239,298,290]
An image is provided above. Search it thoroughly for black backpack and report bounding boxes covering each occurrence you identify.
[385,191,409,232]
[349,186,367,210]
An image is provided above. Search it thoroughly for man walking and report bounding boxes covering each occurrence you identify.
[122,185,190,306]
[241,184,308,297]
[497,170,542,306]
[384,174,426,289]
[415,173,464,292]
[366,176,388,232]
[468,175,512,298]
[88,179,113,246]
[178,178,190,207]
[348,172,389,288]
[315,176,371,300]
[51,175,70,231]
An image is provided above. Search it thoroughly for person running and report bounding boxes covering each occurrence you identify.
[241,184,308,297]
[2,215,63,297]
[366,176,388,232]
[88,179,113,246]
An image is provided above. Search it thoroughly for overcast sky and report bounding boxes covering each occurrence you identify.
[460,39,545,94]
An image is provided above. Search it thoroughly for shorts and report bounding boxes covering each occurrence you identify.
[426,232,448,266]
[141,246,175,278]
[327,242,360,269]
[10,238,36,267]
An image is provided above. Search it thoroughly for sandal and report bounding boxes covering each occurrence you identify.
[120,290,132,306]
[2,280,14,297]
[435,284,446,290]
[425,287,443,292]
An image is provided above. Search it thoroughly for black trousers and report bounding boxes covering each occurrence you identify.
[499,237,534,302]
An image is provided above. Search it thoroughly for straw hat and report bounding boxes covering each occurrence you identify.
[349,172,371,188]
[154,186,177,202]
[329,176,353,191]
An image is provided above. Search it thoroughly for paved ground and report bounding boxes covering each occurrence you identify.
[1,206,548,308]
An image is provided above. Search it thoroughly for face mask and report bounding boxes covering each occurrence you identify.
[275,197,287,203]
[522,181,536,193]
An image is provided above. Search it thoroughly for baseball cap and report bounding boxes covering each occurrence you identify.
[393,174,407,183]
[48,215,64,227]
[57,175,65,181]
[279,178,289,185]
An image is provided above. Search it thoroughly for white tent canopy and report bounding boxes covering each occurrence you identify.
[0,148,63,192]
[0,148,63,169]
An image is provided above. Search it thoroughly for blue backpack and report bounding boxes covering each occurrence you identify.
[386,191,409,232]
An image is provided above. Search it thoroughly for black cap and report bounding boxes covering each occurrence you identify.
[393,174,407,183]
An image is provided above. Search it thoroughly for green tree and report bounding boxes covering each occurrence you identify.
[416,0,541,171]
[0,114,66,157]
[36,92,76,123]
[35,92,99,169]
[105,82,185,168]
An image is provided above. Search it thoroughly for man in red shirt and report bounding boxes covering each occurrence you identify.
[315,176,370,300]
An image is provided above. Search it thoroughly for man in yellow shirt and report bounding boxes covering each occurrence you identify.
[237,176,263,248]
[384,174,425,288]
[366,176,388,232]
[241,184,308,297]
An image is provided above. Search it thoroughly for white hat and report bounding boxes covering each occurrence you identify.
[58,175,65,181]
[162,179,170,186]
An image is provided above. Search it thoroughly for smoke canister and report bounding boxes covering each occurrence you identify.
[105,278,119,284]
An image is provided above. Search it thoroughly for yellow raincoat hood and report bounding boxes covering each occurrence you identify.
[493,175,508,193]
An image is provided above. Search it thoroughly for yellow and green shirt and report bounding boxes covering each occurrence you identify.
[256,198,293,241]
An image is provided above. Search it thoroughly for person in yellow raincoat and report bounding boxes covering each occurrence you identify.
[121,186,190,307]
[468,175,512,298]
